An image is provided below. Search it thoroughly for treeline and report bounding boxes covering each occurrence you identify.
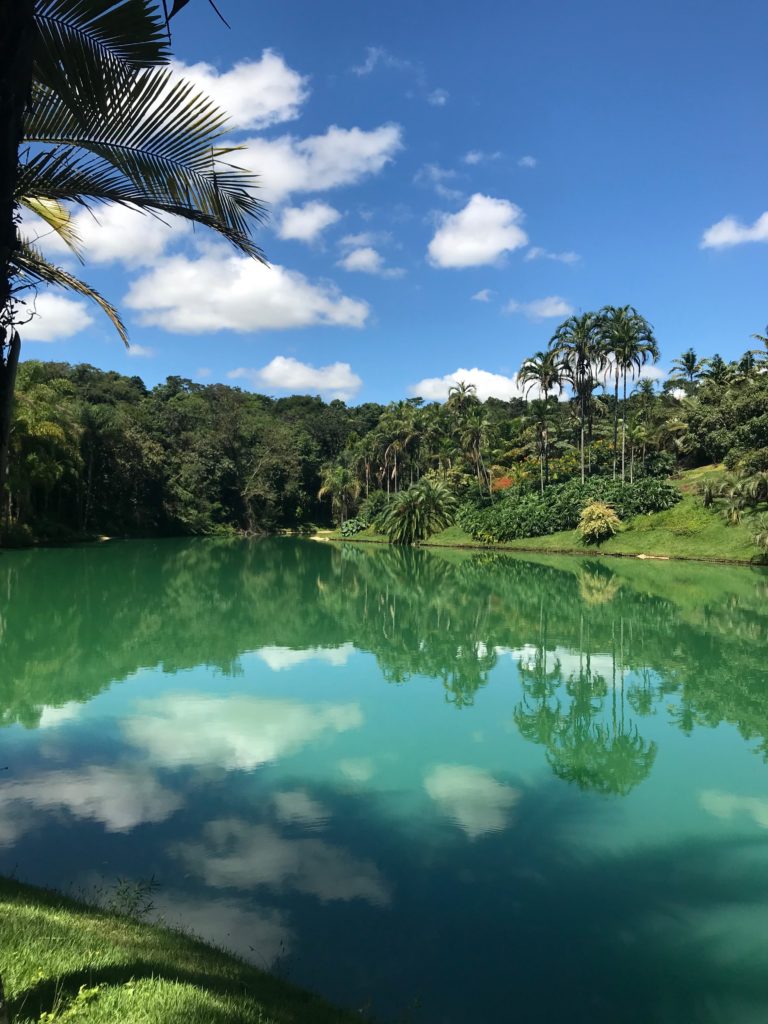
[5,315,768,544]
[5,360,385,542]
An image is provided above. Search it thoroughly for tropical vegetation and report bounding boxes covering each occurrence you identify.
[4,308,768,556]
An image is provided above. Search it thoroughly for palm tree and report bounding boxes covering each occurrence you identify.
[670,348,704,389]
[377,477,457,545]
[598,305,659,482]
[318,463,360,525]
[518,349,562,489]
[701,354,731,387]
[446,380,479,417]
[549,312,601,483]
[1,0,264,514]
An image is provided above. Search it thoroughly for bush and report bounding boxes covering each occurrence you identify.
[376,478,457,545]
[340,517,368,537]
[358,489,388,524]
[578,501,621,544]
[458,476,680,543]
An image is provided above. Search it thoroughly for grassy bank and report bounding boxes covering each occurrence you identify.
[334,468,765,564]
[0,878,356,1024]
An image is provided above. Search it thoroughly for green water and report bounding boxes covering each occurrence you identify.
[2,538,768,1022]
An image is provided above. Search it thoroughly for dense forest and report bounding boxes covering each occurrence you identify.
[3,305,768,547]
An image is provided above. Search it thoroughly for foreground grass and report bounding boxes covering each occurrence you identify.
[0,878,356,1024]
[334,469,764,563]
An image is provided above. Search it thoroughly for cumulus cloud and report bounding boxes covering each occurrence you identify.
[229,359,362,402]
[700,211,768,249]
[337,246,404,277]
[504,296,574,320]
[28,203,190,268]
[472,288,493,302]
[518,155,537,168]
[428,194,528,268]
[427,88,449,106]
[239,123,403,203]
[410,367,525,403]
[152,894,293,967]
[424,765,520,839]
[172,51,309,131]
[176,818,390,904]
[277,201,341,243]
[525,246,580,264]
[23,293,94,342]
[255,643,356,670]
[124,695,363,771]
[699,789,768,829]
[273,790,329,830]
[125,247,369,333]
[0,767,180,839]
[126,343,154,358]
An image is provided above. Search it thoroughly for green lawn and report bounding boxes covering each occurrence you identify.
[0,878,356,1024]
[334,469,765,564]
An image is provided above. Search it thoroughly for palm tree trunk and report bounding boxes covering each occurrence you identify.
[618,368,622,479]
[621,371,627,482]
[0,0,35,527]
[580,390,585,484]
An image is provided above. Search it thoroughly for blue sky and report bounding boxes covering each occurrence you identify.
[22,0,768,403]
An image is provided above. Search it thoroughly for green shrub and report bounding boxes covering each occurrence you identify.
[578,501,621,544]
[340,517,368,537]
[458,477,680,543]
[377,478,458,545]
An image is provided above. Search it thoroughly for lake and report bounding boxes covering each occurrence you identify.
[2,537,768,1022]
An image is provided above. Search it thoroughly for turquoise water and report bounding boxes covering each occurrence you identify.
[2,537,768,1022]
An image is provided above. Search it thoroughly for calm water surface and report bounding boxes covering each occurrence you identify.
[2,538,768,1022]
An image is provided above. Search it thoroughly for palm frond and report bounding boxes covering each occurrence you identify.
[20,194,83,257]
[12,239,128,345]
[24,68,267,257]
[34,0,170,118]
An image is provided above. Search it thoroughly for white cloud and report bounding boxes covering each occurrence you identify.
[472,288,493,302]
[273,790,329,829]
[172,50,309,131]
[22,293,94,342]
[176,818,390,905]
[152,894,292,968]
[339,231,390,249]
[424,765,520,839]
[428,194,528,268]
[126,343,154,358]
[37,702,82,729]
[504,296,574,320]
[525,246,580,264]
[195,367,211,379]
[338,758,374,783]
[255,643,355,670]
[700,211,768,249]
[125,247,369,333]
[410,367,525,403]
[699,789,768,829]
[239,123,403,203]
[337,246,404,277]
[229,359,362,402]
[277,201,341,243]
[0,767,181,839]
[427,88,449,106]
[464,150,501,165]
[518,155,537,168]
[124,695,363,771]
[29,203,190,268]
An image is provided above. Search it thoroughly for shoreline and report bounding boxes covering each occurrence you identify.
[330,533,765,568]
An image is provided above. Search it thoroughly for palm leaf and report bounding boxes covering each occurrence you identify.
[34,0,170,118]
[20,193,83,257]
[12,239,128,345]
[24,68,267,256]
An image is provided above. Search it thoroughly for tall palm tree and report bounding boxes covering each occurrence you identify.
[446,380,479,417]
[318,463,360,525]
[0,0,264,513]
[518,349,563,488]
[670,348,704,388]
[549,312,602,483]
[598,305,659,482]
